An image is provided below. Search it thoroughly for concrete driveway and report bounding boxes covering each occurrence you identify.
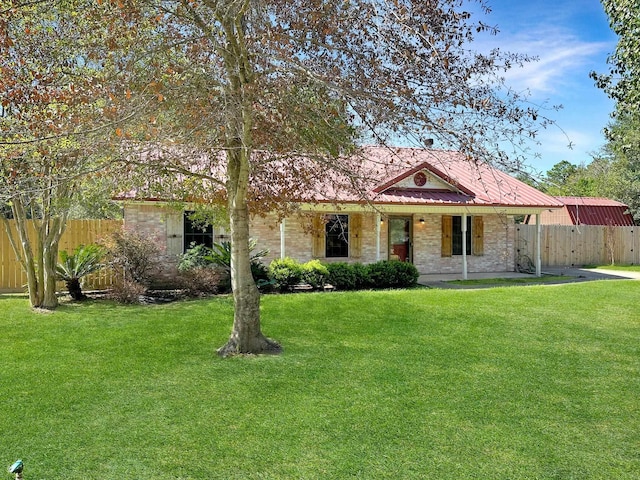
[418,266,640,289]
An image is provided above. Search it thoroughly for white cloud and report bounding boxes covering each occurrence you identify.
[499,32,611,95]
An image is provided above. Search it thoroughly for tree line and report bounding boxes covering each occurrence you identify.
[522,112,640,222]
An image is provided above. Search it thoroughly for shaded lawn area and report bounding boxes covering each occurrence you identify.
[1,281,639,479]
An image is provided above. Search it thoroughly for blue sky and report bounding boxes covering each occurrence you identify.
[473,0,617,174]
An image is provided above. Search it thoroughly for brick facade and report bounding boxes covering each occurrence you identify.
[125,203,517,280]
[123,203,182,284]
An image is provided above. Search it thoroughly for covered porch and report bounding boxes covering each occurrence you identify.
[290,204,549,280]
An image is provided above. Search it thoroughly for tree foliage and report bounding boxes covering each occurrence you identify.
[592,0,640,118]
[0,0,149,307]
[102,0,553,355]
[591,114,640,222]
[537,160,596,197]
[3,1,554,348]
[537,114,640,222]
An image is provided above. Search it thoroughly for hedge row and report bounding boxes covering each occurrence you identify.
[179,244,420,293]
[269,257,419,291]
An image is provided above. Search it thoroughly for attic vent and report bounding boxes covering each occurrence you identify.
[413,172,427,187]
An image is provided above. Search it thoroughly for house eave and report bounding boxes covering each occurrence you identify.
[119,198,560,217]
[298,202,561,216]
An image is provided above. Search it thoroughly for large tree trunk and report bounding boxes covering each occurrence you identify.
[215,4,281,356]
[3,194,67,309]
[217,148,281,357]
[41,237,60,308]
[3,199,45,307]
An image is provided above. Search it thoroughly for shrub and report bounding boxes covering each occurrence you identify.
[269,257,304,291]
[178,243,214,272]
[251,261,273,291]
[352,262,371,289]
[366,260,419,288]
[178,266,228,296]
[325,262,357,290]
[324,262,372,290]
[103,230,160,287]
[179,241,270,293]
[56,244,106,300]
[108,279,146,304]
[301,260,329,289]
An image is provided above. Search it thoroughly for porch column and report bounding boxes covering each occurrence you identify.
[375,212,381,261]
[462,212,468,280]
[535,214,542,277]
[280,219,286,259]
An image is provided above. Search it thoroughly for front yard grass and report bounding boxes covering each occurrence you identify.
[1,281,639,479]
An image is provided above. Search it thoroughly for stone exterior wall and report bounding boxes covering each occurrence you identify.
[124,204,517,281]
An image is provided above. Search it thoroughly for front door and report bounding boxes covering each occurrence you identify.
[388,216,413,262]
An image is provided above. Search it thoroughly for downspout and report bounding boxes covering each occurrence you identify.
[280,219,285,259]
[375,212,381,261]
[462,212,468,280]
[536,214,542,277]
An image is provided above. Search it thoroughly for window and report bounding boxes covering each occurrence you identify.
[442,215,483,257]
[452,216,472,256]
[325,214,349,258]
[183,211,214,252]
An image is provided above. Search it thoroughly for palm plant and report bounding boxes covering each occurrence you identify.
[207,238,269,272]
[56,244,106,300]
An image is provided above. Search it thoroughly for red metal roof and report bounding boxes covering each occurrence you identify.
[359,147,563,208]
[555,197,635,226]
[116,145,563,210]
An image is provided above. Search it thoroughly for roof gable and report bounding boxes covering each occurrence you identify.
[373,163,474,196]
[362,147,562,208]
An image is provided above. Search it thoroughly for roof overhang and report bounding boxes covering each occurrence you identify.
[298,202,561,216]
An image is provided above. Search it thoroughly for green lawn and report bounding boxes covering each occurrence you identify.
[1,281,639,479]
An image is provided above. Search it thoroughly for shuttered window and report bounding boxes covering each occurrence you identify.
[441,215,453,257]
[184,212,214,251]
[183,211,229,252]
[325,214,349,258]
[452,216,472,255]
[311,215,325,258]
[350,213,363,259]
[442,215,483,257]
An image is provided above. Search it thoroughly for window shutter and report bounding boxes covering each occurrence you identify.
[311,214,325,258]
[441,215,453,257]
[472,216,484,256]
[166,212,183,256]
[350,213,362,258]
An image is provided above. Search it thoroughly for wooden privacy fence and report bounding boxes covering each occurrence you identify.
[0,219,123,292]
[516,224,640,267]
